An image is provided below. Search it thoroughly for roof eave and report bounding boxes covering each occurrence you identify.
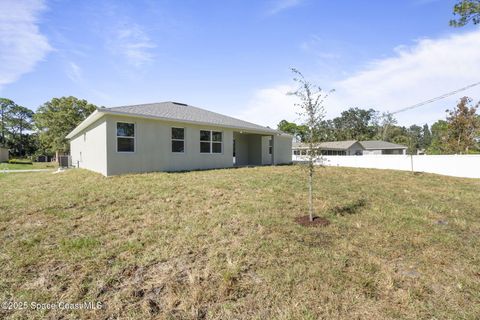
[364,146,407,150]
[66,109,104,139]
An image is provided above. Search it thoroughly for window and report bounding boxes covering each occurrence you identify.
[269,138,273,155]
[200,130,222,153]
[117,122,135,152]
[171,127,185,153]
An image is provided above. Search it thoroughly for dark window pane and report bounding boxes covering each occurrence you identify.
[200,142,211,153]
[212,131,222,142]
[200,130,211,141]
[117,137,134,152]
[117,123,135,137]
[172,140,184,153]
[172,128,184,140]
[269,146,272,155]
[212,142,222,153]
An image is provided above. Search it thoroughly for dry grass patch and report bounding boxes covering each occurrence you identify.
[0,166,479,319]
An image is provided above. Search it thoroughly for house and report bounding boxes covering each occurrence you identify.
[360,140,408,155]
[292,140,407,157]
[66,102,292,176]
[0,146,9,162]
[293,140,364,156]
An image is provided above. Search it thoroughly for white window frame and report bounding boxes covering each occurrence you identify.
[171,127,185,153]
[200,130,223,154]
[269,138,273,155]
[116,121,136,153]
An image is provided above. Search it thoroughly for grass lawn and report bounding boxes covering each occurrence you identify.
[0,166,479,319]
[0,162,57,170]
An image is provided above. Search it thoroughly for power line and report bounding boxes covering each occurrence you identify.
[391,81,480,115]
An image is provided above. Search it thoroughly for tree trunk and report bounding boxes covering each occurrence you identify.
[308,163,313,222]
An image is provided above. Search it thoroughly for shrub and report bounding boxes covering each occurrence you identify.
[8,159,33,165]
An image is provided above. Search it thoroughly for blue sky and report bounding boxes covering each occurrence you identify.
[1,0,479,127]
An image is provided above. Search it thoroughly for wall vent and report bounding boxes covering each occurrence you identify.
[172,102,188,106]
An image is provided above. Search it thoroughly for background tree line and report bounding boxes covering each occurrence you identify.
[0,97,97,159]
[278,97,480,155]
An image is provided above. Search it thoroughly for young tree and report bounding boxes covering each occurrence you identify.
[288,68,333,222]
[450,0,480,26]
[445,97,479,153]
[35,96,97,154]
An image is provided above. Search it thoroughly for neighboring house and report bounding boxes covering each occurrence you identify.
[0,146,9,162]
[66,102,292,176]
[293,140,364,156]
[360,141,407,155]
[292,140,407,157]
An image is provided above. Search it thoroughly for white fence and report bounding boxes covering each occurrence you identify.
[292,155,480,179]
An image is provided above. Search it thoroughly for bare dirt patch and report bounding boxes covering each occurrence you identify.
[294,215,330,227]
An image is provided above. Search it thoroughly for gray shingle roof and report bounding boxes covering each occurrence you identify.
[293,140,407,150]
[359,140,407,150]
[292,140,357,150]
[105,101,279,134]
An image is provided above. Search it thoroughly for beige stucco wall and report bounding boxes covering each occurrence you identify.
[273,135,292,164]
[0,147,9,162]
[104,115,235,175]
[69,113,293,176]
[70,118,107,175]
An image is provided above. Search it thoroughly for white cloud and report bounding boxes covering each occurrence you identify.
[0,0,52,89]
[241,29,480,128]
[66,62,83,83]
[109,23,156,67]
[234,84,299,128]
[331,29,480,125]
[267,0,304,15]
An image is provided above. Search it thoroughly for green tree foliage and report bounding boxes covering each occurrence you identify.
[450,0,480,26]
[378,112,397,141]
[427,120,449,154]
[406,125,423,154]
[314,119,336,142]
[277,120,308,142]
[34,96,97,154]
[0,98,37,157]
[420,124,432,150]
[0,98,16,146]
[332,107,378,140]
[7,104,35,156]
[445,97,479,153]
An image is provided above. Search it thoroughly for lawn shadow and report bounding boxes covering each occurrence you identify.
[331,199,367,216]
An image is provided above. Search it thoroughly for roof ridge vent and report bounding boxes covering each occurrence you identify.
[171,101,188,106]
